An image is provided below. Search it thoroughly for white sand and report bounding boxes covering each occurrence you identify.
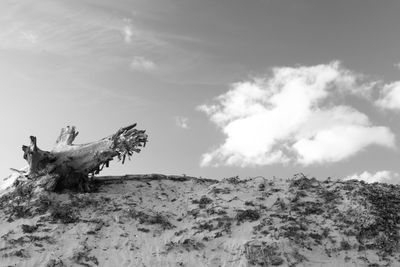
[0,175,398,266]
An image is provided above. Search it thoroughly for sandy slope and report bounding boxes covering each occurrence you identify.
[1,174,400,266]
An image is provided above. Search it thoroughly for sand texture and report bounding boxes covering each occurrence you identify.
[1,174,400,266]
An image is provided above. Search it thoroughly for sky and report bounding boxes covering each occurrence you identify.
[1,0,400,183]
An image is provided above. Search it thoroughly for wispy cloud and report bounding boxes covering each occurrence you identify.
[0,2,121,54]
[0,1,225,84]
[130,56,157,72]
[175,116,189,129]
[344,170,400,184]
[199,61,396,167]
[0,1,167,63]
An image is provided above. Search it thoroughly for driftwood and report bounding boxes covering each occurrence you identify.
[93,174,217,184]
[20,124,148,191]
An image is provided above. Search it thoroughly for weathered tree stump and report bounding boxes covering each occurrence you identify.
[19,124,148,192]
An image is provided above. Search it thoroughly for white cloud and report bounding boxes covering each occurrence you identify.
[175,116,189,129]
[130,56,156,72]
[395,62,400,70]
[293,106,394,164]
[376,81,400,111]
[344,170,400,184]
[123,25,133,44]
[199,62,395,167]
[21,31,38,44]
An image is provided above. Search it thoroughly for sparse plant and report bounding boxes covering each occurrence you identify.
[258,183,265,191]
[309,233,323,243]
[21,224,38,234]
[193,221,214,232]
[49,202,78,224]
[34,193,53,215]
[281,223,307,245]
[45,258,65,267]
[192,195,213,208]
[322,227,330,238]
[244,241,284,266]
[274,198,287,211]
[340,240,351,250]
[319,188,340,203]
[127,209,174,229]
[165,238,205,252]
[223,176,243,184]
[289,173,318,190]
[69,194,100,208]
[244,201,255,206]
[71,247,98,266]
[343,229,357,236]
[291,248,308,264]
[236,209,261,224]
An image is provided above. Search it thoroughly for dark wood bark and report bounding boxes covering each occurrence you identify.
[20,124,148,191]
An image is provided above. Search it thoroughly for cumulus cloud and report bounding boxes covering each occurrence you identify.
[376,81,400,111]
[293,107,394,165]
[344,170,400,184]
[175,116,189,129]
[130,56,156,72]
[199,61,395,167]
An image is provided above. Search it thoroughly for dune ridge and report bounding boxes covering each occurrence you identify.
[1,174,400,266]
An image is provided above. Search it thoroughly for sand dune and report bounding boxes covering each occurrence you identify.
[1,174,400,266]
